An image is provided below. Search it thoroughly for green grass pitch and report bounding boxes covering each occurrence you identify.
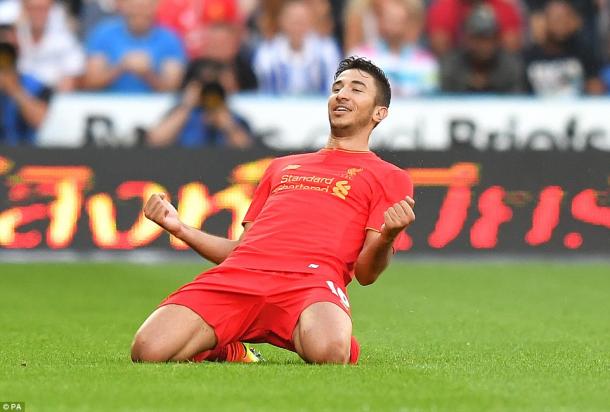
[1,261,609,411]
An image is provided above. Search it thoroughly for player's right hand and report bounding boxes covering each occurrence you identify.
[143,194,182,236]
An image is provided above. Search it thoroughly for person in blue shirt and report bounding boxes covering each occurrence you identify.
[82,0,186,93]
[0,23,51,145]
[147,59,253,148]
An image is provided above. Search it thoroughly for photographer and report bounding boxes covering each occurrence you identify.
[0,6,51,145]
[147,60,253,148]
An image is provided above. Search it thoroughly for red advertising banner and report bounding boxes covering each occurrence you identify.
[0,148,608,255]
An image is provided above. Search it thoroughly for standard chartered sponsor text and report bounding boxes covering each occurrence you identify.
[274,183,330,193]
[280,174,335,185]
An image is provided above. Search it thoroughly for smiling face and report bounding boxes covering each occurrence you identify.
[328,69,387,137]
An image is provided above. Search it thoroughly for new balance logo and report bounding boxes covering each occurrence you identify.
[282,164,301,170]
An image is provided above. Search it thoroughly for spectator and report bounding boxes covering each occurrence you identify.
[350,0,438,96]
[147,60,253,148]
[16,0,85,91]
[156,0,242,58]
[523,0,604,96]
[525,0,547,46]
[248,0,285,41]
[83,0,187,92]
[253,0,341,95]
[343,0,386,53]
[0,3,51,145]
[524,0,600,51]
[426,0,523,56]
[188,22,257,92]
[248,0,336,45]
[75,0,120,39]
[306,0,336,38]
[441,4,523,93]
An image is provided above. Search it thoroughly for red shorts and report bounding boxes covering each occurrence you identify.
[158,265,351,351]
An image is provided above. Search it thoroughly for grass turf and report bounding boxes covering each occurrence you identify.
[1,261,609,411]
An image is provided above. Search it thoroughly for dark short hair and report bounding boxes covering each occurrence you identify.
[334,56,391,107]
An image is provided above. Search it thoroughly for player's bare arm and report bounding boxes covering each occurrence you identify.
[354,196,415,285]
[143,193,249,264]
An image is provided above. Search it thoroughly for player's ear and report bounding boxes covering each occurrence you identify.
[372,106,388,124]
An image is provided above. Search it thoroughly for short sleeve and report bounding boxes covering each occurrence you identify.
[242,160,276,224]
[366,169,414,232]
[85,24,108,57]
[160,30,187,64]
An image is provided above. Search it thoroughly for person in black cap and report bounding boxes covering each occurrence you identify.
[440,4,524,93]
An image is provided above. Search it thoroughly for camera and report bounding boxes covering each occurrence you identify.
[199,81,226,111]
[0,41,17,71]
[182,58,229,111]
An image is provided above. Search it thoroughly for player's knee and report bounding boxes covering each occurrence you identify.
[131,332,171,363]
[307,337,350,364]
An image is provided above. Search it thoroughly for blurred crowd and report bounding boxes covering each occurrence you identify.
[1,0,610,147]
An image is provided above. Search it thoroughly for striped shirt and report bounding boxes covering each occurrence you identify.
[253,33,340,95]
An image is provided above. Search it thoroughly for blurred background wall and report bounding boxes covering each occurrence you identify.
[0,0,608,258]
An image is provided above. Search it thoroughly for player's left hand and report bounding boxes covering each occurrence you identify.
[380,196,415,242]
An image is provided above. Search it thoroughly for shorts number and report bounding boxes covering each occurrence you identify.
[326,280,350,308]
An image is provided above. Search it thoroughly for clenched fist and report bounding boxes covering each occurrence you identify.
[143,194,182,236]
[380,196,415,242]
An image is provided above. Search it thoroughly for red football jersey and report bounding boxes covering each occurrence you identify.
[221,148,414,285]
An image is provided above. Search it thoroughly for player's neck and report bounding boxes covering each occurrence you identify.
[326,134,370,152]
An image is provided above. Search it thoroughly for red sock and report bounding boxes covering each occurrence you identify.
[191,342,245,362]
[349,336,360,364]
